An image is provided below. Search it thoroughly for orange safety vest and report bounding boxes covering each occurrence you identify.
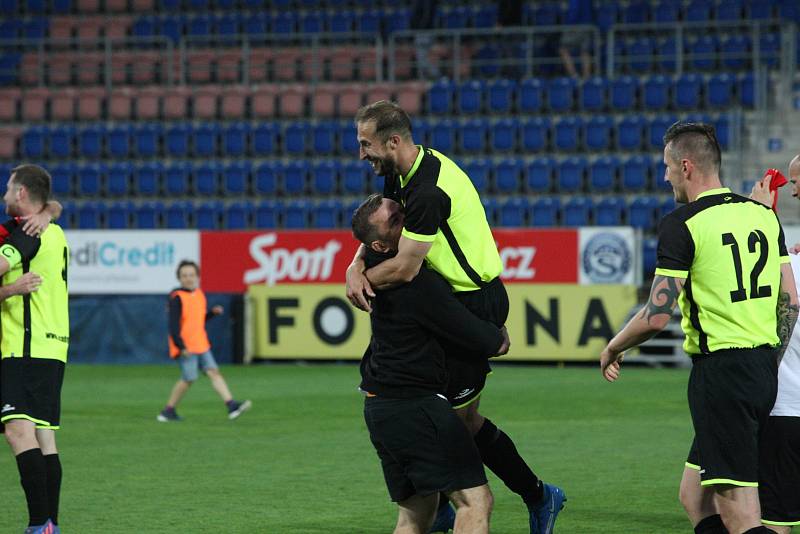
[168,288,212,358]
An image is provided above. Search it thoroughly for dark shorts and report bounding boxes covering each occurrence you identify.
[685,347,778,486]
[0,357,65,429]
[443,278,509,408]
[364,394,487,502]
[759,416,800,526]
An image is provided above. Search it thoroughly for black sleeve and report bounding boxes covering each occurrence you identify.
[168,295,185,350]
[403,186,451,237]
[776,215,789,257]
[412,270,503,357]
[383,175,401,203]
[3,223,41,262]
[655,214,694,273]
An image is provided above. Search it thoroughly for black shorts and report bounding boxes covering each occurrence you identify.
[685,347,778,486]
[443,278,509,407]
[759,416,800,526]
[0,357,65,429]
[364,394,487,502]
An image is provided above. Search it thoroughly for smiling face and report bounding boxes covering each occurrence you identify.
[357,120,399,178]
[789,156,800,198]
[368,198,405,252]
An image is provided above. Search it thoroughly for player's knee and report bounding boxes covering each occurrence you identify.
[205,368,220,378]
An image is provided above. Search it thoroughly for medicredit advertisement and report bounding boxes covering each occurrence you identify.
[66,230,199,294]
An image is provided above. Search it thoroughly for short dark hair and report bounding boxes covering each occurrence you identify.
[662,122,721,174]
[176,260,199,279]
[354,100,412,143]
[10,164,51,204]
[351,194,384,246]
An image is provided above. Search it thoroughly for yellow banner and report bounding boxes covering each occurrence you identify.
[246,284,638,361]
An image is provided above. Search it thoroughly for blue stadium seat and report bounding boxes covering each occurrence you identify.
[642,237,658,275]
[48,126,75,159]
[428,80,455,114]
[481,197,498,226]
[280,161,307,195]
[649,114,678,149]
[193,123,218,157]
[51,163,74,197]
[20,126,48,158]
[460,118,488,153]
[596,2,619,30]
[675,73,703,109]
[686,0,713,21]
[223,161,251,195]
[358,9,381,33]
[458,80,484,114]
[589,156,619,192]
[59,201,76,229]
[255,200,282,228]
[223,122,250,157]
[585,115,612,151]
[300,12,325,33]
[283,121,309,155]
[748,0,774,19]
[643,75,670,110]
[253,123,278,155]
[546,77,576,112]
[165,123,190,157]
[716,0,744,20]
[107,124,131,158]
[494,158,523,193]
[654,0,679,22]
[413,118,431,147]
[519,78,543,112]
[165,201,192,229]
[532,2,560,24]
[133,202,163,230]
[721,34,750,70]
[778,0,800,22]
[473,44,500,78]
[383,8,410,34]
[312,121,337,155]
[79,125,104,158]
[341,161,367,194]
[557,157,587,192]
[530,197,560,227]
[134,162,161,196]
[244,13,269,35]
[224,201,253,230]
[107,163,130,197]
[337,120,359,155]
[563,197,593,227]
[490,118,518,152]
[471,4,498,28]
[739,72,754,107]
[628,196,659,230]
[714,115,731,149]
[133,16,157,38]
[610,76,637,111]
[107,201,133,229]
[487,79,516,113]
[255,161,278,195]
[652,158,670,192]
[330,11,355,32]
[134,124,160,157]
[554,116,582,151]
[164,161,190,196]
[617,115,646,150]
[660,196,676,219]
[195,162,220,196]
[77,164,103,197]
[622,155,651,191]
[23,17,47,40]
[690,35,718,71]
[499,198,528,227]
[430,119,456,153]
[596,196,625,226]
[311,199,342,229]
[707,73,735,108]
[581,77,608,111]
[195,201,222,230]
[521,117,549,152]
[463,158,490,193]
[526,157,555,193]
[285,200,310,229]
[215,14,240,38]
[159,16,185,44]
[77,201,104,229]
[311,161,338,195]
[657,36,677,72]
[627,37,655,74]
[187,15,212,37]
[624,0,650,22]
[759,34,780,67]
[273,12,298,34]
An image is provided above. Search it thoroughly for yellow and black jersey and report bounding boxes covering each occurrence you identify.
[655,187,789,355]
[0,219,69,362]
[383,146,502,292]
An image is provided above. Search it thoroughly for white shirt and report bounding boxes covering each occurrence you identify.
[771,254,800,417]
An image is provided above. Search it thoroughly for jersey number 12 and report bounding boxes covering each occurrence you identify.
[722,231,771,303]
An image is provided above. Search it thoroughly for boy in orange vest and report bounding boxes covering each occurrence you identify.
[157,260,251,422]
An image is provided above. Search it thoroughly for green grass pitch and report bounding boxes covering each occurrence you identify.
[0,364,695,533]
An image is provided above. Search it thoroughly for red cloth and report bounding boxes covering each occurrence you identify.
[763,168,788,211]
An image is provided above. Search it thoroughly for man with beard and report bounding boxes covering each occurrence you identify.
[346,100,565,534]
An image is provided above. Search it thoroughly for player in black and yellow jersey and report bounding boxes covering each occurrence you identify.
[346,101,564,534]
[0,165,69,534]
[600,123,799,534]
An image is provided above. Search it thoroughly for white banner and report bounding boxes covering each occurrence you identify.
[579,227,640,285]
[65,230,199,294]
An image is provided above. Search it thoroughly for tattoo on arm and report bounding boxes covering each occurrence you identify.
[639,275,681,325]
[776,288,799,364]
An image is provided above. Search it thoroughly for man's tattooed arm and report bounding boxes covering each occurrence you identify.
[776,268,800,365]
[639,275,683,325]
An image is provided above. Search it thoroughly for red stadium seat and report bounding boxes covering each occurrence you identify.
[329,47,358,82]
[247,48,272,83]
[131,0,154,10]
[251,85,277,118]
[108,87,133,120]
[220,85,249,119]
[131,52,159,85]
[0,127,21,159]
[76,17,103,40]
[110,51,131,85]
[47,52,73,86]
[105,15,133,40]
[216,50,241,83]
[278,84,307,117]
[20,53,44,86]
[0,88,20,121]
[358,46,382,82]
[135,87,161,120]
[187,50,214,84]
[273,48,300,82]
[76,52,103,85]
[77,87,105,120]
[105,0,128,12]
[21,87,49,122]
[366,83,393,104]
[163,85,190,120]
[50,87,77,121]
[392,45,415,80]
[338,83,364,116]
[396,81,426,115]
[77,0,100,12]
[311,84,337,117]
[193,85,221,120]
[48,17,74,44]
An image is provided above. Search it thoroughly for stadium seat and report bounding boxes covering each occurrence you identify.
[463,158,490,193]
[721,34,750,70]
[430,119,456,153]
[530,197,560,227]
[643,75,670,110]
[674,73,703,109]
[165,201,192,229]
[642,237,658,275]
[194,162,220,196]
[628,196,659,230]
[585,115,612,151]
[457,80,484,114]
[106,124,131,158]
[195,201,222,230]
[165,123,190,157]
[252,123,278,156]
[707,73,735,108]
[519,78,543,112]
[254,200,282,228]
[107,163,130,197]
[748,0,774,19]
[254,161,278,195]
[336,120,359,155]
[481,197,498,226]
[652,158,670,192]
[686,0,713,21]
[21,126,46,158]
[280,161,307,195]
[223,122,250,157]
[526,157,555,193]
[490,118,518,152]
[285,200,310,229]
[554,116,582,151]
[589,156,619,192]
[690,35,718,71]
[193,123,218,157]
[79,124,104,158]
[649,114,677,149]
[460,118,488,153]
[627,37,655,74]
[312,121,337,155]
[494,158,523,193]
[413,118,431,147]
[134,162,161,196]
[581,77,608,111]
[311,199,343,229]
[428,79,455,114]
[625,0,650,22]
[557,157,587,192]
[759,33,780,67]
[164,162,190,196]
[223,161,251,195]
[341,161,368,194]
[596,196,625,226]
[77,201,104,229]
[739,72,755,107]
[311,161,338,195]
[546,77,576,111]
[521,117,549,152]
[717,0,744,20]
[50,163,74,197]
[610,76,637,111]
[49,125,75,158]
[714,115,731,150]
[487,79,516,113]
[283,121,309,155]
[498,198,528,227]
[563,196,593,227]
[134,123,160,157]
[596,2,620,30]
[622,155,651,191]
[107,201,133,229]
[77,163,103,197]
[224,201,253,230]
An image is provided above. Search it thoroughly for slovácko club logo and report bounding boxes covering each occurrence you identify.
[582,233,631,283]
